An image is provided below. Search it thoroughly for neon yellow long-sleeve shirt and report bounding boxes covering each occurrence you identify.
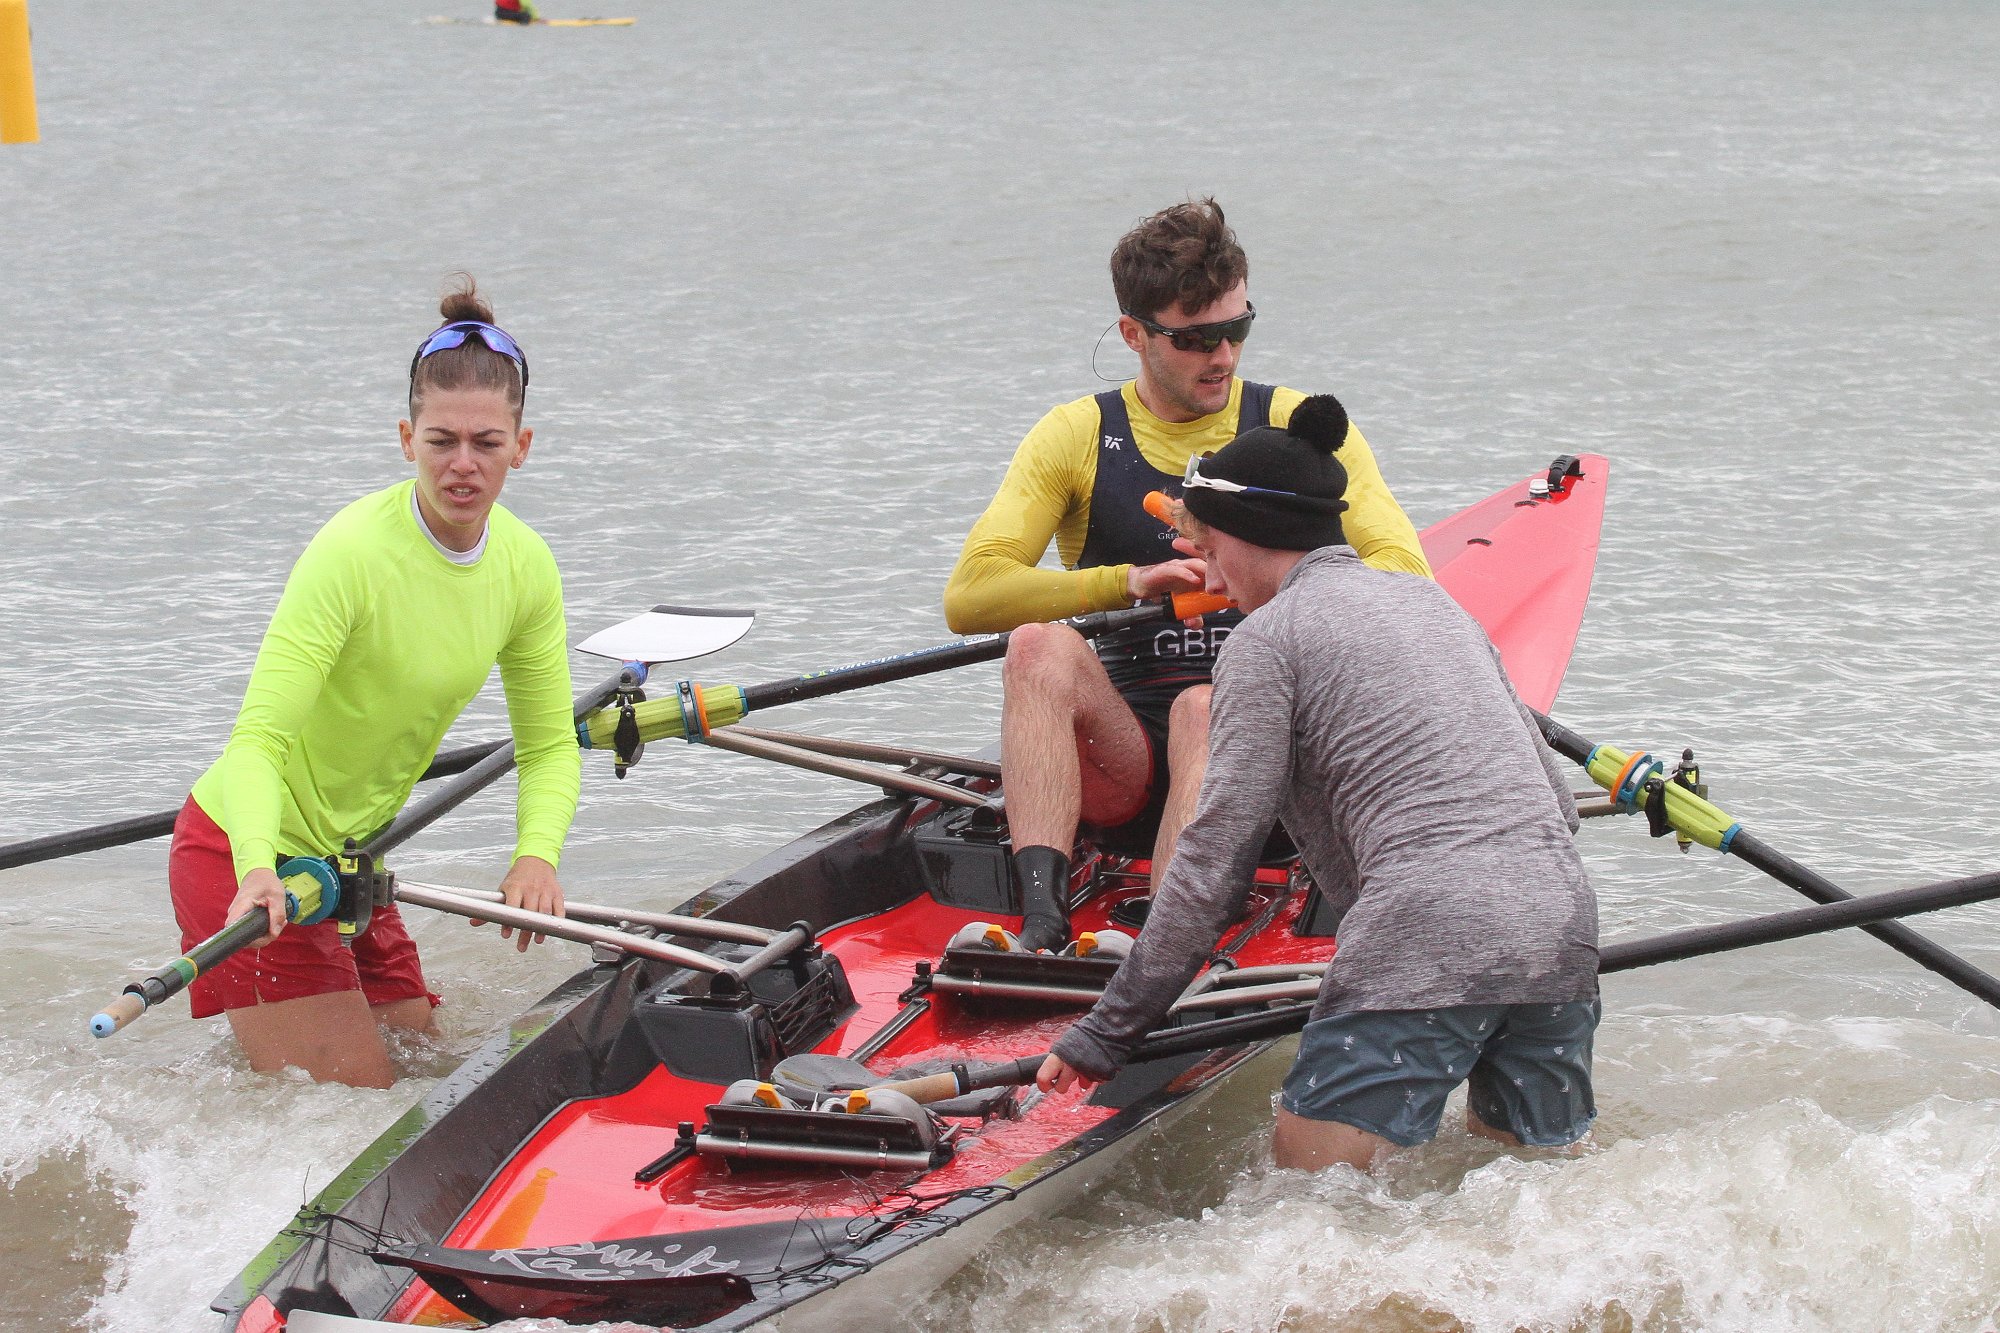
[943,381,1432,634]
[190,481,579,882]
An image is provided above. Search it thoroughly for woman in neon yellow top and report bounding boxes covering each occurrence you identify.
[168,277,579,1088]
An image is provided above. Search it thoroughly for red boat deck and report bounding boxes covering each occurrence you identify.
[382,865,1333,1326]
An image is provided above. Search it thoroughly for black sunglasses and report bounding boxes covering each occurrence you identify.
[1125,302,1256,353]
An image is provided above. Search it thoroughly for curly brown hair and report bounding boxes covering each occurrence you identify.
[1110,197,1248,322]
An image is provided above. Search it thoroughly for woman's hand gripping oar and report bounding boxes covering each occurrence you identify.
[85,604,756,1038]
[91,857,339,1036]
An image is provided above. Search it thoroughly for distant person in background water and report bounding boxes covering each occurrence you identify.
[495,0,538,23]
[168,275,579,1089]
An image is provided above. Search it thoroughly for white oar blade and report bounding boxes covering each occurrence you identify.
[577,604,756,665]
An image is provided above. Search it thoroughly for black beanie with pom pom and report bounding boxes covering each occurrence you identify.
[1180,394,1350,551]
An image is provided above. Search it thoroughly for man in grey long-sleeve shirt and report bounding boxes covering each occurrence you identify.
[1040,395,1600,1171]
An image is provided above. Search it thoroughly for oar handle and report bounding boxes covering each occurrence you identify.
[89,861,333,1038]
[872,1054,1047,1105]
[1164,590,1233,619]
[90,993,147,1038]
[89,906,273,1037]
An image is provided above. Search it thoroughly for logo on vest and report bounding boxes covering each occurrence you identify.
[1102,433,1125,451]
[1151,625,1232,660]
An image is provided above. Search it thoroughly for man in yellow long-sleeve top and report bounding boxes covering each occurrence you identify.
[942,198,1431,953]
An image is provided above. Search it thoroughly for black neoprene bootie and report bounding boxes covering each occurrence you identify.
[1012,844,1071,954]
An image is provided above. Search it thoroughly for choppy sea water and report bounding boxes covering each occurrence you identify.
[2,2,1998,1330]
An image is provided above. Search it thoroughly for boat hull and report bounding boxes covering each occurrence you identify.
[217,454,1608,1332]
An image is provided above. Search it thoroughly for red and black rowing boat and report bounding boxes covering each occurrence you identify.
[216,455,1609,1332]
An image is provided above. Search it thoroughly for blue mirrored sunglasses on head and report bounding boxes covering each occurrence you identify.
[1126,302,1256,353]
[408,321,530,393]
[1183,451,1302,500]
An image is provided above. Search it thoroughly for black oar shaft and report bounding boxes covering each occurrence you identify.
[1725,829,2000,1006]
[1600,868,2000,972]
[361,671,628,860]
[737,603,1174,714]
[0,809,182,871]
[1116,868,2000,1063]
[0,738,508,872]
[1535,711,2000,1010]
[740,637,1008,713]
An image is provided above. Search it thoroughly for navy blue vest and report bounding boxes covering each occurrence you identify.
[1075,382,1275,700]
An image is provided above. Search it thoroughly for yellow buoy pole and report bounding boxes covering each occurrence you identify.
[1,0,40,145]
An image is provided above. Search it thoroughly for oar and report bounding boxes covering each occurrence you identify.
[573,590,1233,754]
[87,605,757,1038]
[0,740,501,872]
[1534,712,2000,1010]
[867,863,2000,1099]
[3,604,756,873]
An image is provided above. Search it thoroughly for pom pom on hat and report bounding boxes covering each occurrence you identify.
[1180,394,1350,551]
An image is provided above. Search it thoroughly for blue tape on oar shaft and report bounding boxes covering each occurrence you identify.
[676,679,707,743]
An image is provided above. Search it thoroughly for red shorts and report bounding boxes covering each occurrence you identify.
[168,797,434,1019]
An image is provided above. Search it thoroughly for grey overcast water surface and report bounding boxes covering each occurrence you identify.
[2,3,1999,1330]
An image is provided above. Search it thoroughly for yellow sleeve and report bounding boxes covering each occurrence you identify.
[942,402,1132,633]
[497,532,579,868]
[1272,391,1432,579]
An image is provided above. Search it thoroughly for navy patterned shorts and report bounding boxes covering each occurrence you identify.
[1278,999,1600,1148]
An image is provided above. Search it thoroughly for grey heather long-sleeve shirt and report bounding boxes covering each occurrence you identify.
[1052,546,1598,1080]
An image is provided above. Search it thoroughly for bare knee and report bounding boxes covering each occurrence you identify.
[1165,686,1212,776]
[1272,1108,1394,1172]
[1167,684,1211,737]
[1003,622,1096,700]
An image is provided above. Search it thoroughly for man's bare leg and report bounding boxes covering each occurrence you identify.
[1149,684,1212,889]
[1001,623,1155,949]
[1467,1106,1589,1155]
[1000,623,1158,849]
[1272,1108,1397,1171]
[225,990,398,1089]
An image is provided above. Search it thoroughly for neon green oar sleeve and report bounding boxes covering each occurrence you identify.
[578,684,748,750]
[1582,742,1741,852]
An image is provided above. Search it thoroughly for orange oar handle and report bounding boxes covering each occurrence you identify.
[1166,590,1235,618]
[1143,490,1176,527]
